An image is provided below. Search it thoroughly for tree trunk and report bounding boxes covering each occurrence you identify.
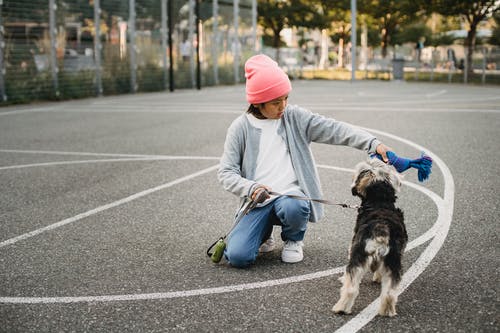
[381,30,389,58]
[273,30,281,64]
[465,24,477,74]
[338,38,344,68]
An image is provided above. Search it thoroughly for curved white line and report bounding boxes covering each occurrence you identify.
[0,128,453,310]
[0,268,347,304]
[0,162,443,304]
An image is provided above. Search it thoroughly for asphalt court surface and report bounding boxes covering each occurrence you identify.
[0,81,498,332]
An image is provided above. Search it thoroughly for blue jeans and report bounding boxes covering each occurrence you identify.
[224,193,311,268]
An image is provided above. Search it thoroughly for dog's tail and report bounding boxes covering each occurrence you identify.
[365,236,390,257]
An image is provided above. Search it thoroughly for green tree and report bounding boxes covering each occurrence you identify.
[490,11,500,45]
[358,0,425,58]
[257,0,324,61]
[316,0,351,67]
[428,0,500,72]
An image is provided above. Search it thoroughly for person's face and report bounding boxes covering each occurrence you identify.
[256,95,288,119]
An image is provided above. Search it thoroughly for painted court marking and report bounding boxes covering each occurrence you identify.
[0,128,454,333]
[0,163,219,249]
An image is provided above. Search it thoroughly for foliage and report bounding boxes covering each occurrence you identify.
[357,0,427,57]
[490,11,500,45]
[427,0,500,71]
[257,0,324,49]
[392,23,432,46]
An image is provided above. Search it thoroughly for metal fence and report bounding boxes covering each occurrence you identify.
[1,1,498,105]
[358,44,500,84]
[268,40,500,85]
[0,0,257,104]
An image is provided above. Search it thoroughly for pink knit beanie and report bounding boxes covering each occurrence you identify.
[245,54,292,104]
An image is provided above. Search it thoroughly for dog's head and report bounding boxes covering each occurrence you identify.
[351,158,403,199]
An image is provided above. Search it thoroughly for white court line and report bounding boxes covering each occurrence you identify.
[333,128,455,333]
[0,148,219,159]
[0,157,219,171]
[310,106,500,113]
[0,161,441,304]
[0,166,439,304]
[426,89,447,98]
[0,149,219,170]
[0,107,55,116]
[0,164,219,248]
[0,268,345,304]
[0,127,453,320]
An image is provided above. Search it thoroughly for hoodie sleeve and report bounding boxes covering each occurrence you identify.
[295,106,380,154]
[217,117,258,198]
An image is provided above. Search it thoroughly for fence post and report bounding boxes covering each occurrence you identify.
[233,0,240,84]
[49,0,59,97]
[129,0,137,93]
[195,0,201,90]
[167,0,174,92]
[212,0,219,85]
[0,0,6,101]
[350,0,356,82]
[481,47,486,85]
[430,48,435,82]
[161,0,168,91]
[188,0,196,88]
[93,0,103,96]
[463,46,468,84]
[252,0,257,52]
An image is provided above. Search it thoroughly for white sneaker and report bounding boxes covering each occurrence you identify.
[259,236,276,253]
[281,240,304,263]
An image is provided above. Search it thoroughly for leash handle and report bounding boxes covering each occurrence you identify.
[207,238,226,263]
[207,193,264,262]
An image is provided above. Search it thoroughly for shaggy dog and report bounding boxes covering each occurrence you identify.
[332,158,408,317]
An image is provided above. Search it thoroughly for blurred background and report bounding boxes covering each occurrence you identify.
[0,0,499,105]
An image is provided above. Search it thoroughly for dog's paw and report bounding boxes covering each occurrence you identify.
[378,296,397,317]
[332,302,351,315]
[378,307,397,317]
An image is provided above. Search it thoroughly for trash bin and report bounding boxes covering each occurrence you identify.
[392,58,405,80]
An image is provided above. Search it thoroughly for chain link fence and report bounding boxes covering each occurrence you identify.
[356,44,500,84]
[0,0,257,104]
[1,1,498,105]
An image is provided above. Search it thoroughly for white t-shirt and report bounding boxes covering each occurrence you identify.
[246,113,301,198]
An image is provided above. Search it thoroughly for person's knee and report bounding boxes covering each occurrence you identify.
[281,199,310,223]
[225,245,256,268]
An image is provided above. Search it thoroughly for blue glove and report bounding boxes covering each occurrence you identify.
[372,151,433,182]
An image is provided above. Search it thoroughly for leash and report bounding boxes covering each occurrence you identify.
[267,191,360,209]
[207,190,359,263]
[206,191,268,262]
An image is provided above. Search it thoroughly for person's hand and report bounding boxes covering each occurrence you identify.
[376,143,392,163]
[252,185,271,203]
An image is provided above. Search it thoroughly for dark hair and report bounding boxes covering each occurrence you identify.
[246,104,265,119]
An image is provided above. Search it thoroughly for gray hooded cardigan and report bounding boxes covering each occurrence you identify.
[217,104,381,222]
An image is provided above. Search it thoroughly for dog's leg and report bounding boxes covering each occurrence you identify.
[332,266,364,315]
[378,267,398,317]
[372,261,383,283]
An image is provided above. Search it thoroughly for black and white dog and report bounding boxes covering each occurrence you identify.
[333,158,408,317]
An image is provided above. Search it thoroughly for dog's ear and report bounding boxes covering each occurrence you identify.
[351,185,358,196]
